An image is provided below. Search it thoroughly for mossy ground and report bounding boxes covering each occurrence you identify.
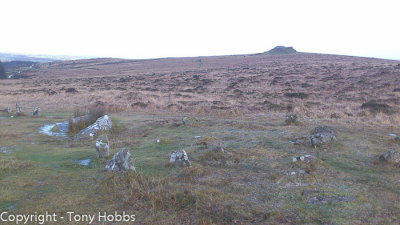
[0,111,400,224]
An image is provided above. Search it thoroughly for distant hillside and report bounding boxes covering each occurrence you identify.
[3,49,399,118]
[0,52,92,63]
[2,61,37,70]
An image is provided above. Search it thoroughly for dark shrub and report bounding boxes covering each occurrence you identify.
[119,77,132,83]
[0,61,6,79]
[284,92,309,99]
[330,113,341,119]
[65,88,78,93]
[132,102,148,108]
[361,101,395,115]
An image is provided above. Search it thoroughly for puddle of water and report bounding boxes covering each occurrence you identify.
[0,145,19,154]
[75,157,92,166]
[389,133,397,137]
[0,147,11,154]
[0,116,12,119]
[39,121,69,137]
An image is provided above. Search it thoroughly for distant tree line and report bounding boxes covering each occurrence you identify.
[0,60,6,79]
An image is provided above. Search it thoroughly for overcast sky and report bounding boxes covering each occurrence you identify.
[1,0,399,60]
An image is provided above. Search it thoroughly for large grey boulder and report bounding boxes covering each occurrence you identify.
[380,150,400,165]
[74,115,112,141]
[95,134,110,158]
[169,149,191,167]
[310,126,337,147]
[105,148,136,173]
[15,103,23,115]
[33,107,41,117]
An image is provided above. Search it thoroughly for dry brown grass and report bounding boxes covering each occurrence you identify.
[68,106,106,133]
[100,171,268,224]
[0,158,31,176]
[1,52,399,126]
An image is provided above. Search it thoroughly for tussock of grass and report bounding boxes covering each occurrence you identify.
[0,158,31,176]
[100,172,268,224]
[195,136,218,149]
[68,106,106,134]
[15,112,25,117]
[178,165,207,182]
[50,125,60,132]
[196,150,239,167]
[101,172,191,210]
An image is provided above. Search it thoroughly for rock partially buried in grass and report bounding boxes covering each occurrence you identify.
[169,149,192,167]
[310,125,337,147]
[214,146,232,155]
[0,146,11,154]
[95,134,110,158]
[291,154,321,174]
[292,155,316,163]
[289,136,312,146]
[285,113,298,125]
[307,195,356,205]
[379,150,400,165]
[32,107,41,117]
[301,189,356,204]
[3,107,11,114]
[182,116,198,125]
[74,115,112,141]
[105,148,136,173]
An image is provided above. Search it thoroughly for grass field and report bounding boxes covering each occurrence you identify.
[1,52,400,224]
[1,110,400,224]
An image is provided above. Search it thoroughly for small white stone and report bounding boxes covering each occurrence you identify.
[157,139,160,143]
[292,157,297,162]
